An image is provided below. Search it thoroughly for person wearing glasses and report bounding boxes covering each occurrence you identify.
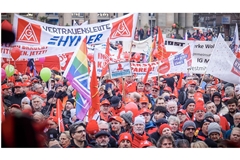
[149,86,160,107]
[68,122,91,148]
[182,120,198,144]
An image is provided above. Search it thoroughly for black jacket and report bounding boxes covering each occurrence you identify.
[67,140,92,148]
[172,131,183,140]
[62,110,72,130]
[150,131,161,144]
[8,92,27,106]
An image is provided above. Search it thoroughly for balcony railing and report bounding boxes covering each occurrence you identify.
[72,13,84,18]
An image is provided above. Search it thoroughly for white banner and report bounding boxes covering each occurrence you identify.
[155,44,193,75]
[164,38,232,74]
[94,46,122,76]
[1,42,118,59]
[13,13,138,46]
[122,37,152,53]
[7,13,138,59]
[206,35,240,84]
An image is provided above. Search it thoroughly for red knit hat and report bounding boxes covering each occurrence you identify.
[194,100,206,113]
[118,132,132,144]
[139,140,153,148]
[86,120,99,135]
[159,124,172,135]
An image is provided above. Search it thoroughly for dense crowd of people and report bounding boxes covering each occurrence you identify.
[1,69,240,148]
[1,22,240,148]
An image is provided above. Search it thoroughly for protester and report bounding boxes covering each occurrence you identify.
[1,17,240,149]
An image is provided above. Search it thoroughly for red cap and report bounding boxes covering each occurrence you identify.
[14,82,23,87]
[170,93,177,98]
[140,108,152,115]
[101,99,110,105]
[22,82,31,87]
[2,84,10,90]
[145,81,151,85]
[159,124,172,135]
[197,88,205,94]
[187,80,197,85]
[8,76,15,82]
[140,96,149,103]
[86,120,99,135]
[152,85,160,90]
[139,140,153,148]
[10,104,21,109]
[105,79,116,85]
[118,132,132,144]
[108,116,123,123]
[163,86,172,93]
[177,109,186,115]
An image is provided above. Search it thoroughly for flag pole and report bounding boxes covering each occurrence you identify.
[199,70,207,88]
[122,40,134,101]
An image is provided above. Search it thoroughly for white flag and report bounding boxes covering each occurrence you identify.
[206,34,240,84]
[185,31,188,40]
[73,20,79,26]
[231,23,239,56]
[81,21,88,26]
[156,44,193,75]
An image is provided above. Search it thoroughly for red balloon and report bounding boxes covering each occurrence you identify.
[133,53,141,62]
[172,23,176,28]
[125,102,139,121]
[10,47,21,60]
[171,35,175,38]
[87,54,94,62]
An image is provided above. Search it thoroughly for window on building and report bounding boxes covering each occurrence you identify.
[72,20,79,26]
[148,13,155,17]
[123,13,129,15]
[98,19,108,22]
[98,13,110,17]
[19,13,33,16]
[46,19,59,25]
[148,20,156,28]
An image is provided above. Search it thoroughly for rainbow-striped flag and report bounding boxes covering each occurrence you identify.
[63,37,91,120]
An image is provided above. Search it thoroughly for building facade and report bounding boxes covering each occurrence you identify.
[193,13,240,38]
[3,13,239,37]
[1,13,193,34]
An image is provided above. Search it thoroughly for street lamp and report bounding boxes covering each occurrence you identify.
[150,13,154,38]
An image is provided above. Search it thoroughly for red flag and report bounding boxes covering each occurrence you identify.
[101,38,110,77]
[117,45,123,59]
[156,26,167,60]
[142,65,152,84]
[88,61,100,121]
[149,36,157,62]
[177,72,184,90]
[56,99,65,132]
